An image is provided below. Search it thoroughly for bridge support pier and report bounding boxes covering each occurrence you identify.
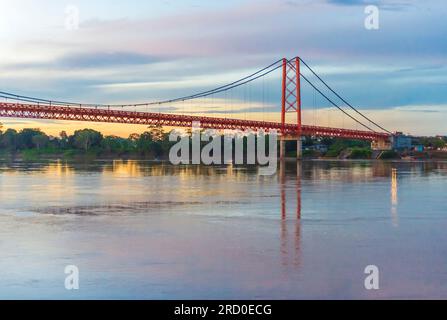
[280,139,286,160]
[279,136,302,160]
[371,138,392,151]
[297,137,302,160]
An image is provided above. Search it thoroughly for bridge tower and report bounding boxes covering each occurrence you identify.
[280,57,302,160]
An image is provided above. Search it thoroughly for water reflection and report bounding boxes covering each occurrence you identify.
[1,159,447,178]
[279,160,302,268]
[47,160,75,176]
[1,159,447,298]
[391,168,398,206]
[391,168,399,227]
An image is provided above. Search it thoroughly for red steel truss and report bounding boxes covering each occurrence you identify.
[0,102,390,141]
[281,57,301,135]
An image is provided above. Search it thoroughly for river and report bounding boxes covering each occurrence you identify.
[0,160,446,299]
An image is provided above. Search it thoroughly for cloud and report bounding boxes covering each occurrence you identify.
[0,0,446,138]
[55,52,162,68]
[325,0,413,10]
[326,0,380,5]
[5,52,164,70]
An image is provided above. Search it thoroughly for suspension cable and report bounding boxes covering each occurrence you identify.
[0,56,391,135]
[0,59,283,109]
[286,61,375,131]
[299,57,392,134]
[299,73,375,132]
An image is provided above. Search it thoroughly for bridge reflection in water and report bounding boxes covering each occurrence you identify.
[391,168,399,227]
[277,161,404,268]
[279,160,302,268]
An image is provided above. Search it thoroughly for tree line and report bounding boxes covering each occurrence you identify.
[0,123,365,159]
[0,124,173,158]
[2,122,445,159]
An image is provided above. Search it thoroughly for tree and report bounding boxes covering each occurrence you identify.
[32,134,49,149]
[419,137,446,150]
[1,128,18,150]
[148,124,164,141]
[136,132,153,154]
[128,133,140,142]
[73,129,103,151]
[302,136,314,147]
[128,133,140,151]
[102,135,132,153]
[59,131,69,148]
[18,128,44,149]
[349,147,372,159]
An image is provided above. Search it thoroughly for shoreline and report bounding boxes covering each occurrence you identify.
[1,154,446,163]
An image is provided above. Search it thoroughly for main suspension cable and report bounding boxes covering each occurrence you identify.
[299,57,391,134]
[0,59,283,109]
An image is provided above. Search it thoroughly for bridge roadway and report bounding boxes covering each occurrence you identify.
[0,102,390,141]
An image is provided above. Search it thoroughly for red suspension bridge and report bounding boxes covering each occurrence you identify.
[0,57,393,157]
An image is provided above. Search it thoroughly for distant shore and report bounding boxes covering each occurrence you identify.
[1,126,446,162]
[1,149,446,162]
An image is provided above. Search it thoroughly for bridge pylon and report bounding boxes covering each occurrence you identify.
[280,57,302,160]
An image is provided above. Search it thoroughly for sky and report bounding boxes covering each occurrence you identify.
[0,0,446,136]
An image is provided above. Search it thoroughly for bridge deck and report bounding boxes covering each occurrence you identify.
[0,102,390,141]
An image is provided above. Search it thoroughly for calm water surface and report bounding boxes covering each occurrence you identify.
[0,160,446,299]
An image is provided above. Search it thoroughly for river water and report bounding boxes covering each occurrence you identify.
[0,160,446,299]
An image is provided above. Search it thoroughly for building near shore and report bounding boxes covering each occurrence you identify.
[392,133,413,151]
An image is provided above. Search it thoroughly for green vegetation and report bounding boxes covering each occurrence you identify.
[348,147,372,159]
[4,122,443,161]
[321,139,370,158]
[286,137,375,159]
[379,150,400,160]
[0,123,379,160]
[418,136,446,149]
[0,124,175,160]
[302,149,318,158]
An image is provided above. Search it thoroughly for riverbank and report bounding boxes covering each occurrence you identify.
[2,149,447,163]
[1,127,446,162]
[0,150,166,162]
[301,149,447,161]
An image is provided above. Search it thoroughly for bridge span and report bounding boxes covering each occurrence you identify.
[0,57,395,159]
[0,102,390,142]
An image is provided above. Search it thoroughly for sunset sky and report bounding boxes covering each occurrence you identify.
[0,0,446,136]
